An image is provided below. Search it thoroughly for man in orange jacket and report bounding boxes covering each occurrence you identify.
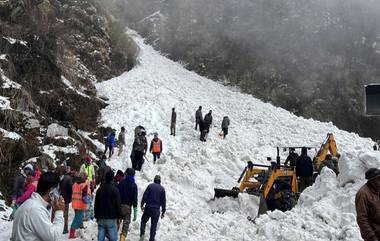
[149,133,162,164]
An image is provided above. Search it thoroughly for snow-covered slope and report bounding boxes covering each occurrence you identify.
[95,32,378,241]
[1,32,379,241]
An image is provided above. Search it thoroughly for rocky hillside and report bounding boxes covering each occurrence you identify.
[0,0,138,201]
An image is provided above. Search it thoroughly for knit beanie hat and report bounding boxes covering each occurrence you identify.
[365,168,380,181]
[154,175,161,184]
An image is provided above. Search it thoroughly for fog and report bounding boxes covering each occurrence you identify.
[100,0,380,139]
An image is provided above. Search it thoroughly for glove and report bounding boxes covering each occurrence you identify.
[133,207,138,221]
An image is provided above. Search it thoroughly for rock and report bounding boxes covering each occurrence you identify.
[26,118,40,129]
[46,123,68,137]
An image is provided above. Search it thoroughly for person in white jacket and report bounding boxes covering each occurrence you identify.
[11,172,65,241]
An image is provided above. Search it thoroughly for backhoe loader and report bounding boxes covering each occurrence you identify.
[214,147,299,215]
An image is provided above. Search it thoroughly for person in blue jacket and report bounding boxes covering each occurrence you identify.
[139,175,166,241]
[104,132,116,159]
[118,168,138,241]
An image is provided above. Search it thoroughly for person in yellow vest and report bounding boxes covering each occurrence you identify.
[79,156,96,221]
[149,133,163,164]
[69,172,90,239]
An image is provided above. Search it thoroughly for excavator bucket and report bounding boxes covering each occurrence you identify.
[214,188,240,198]
[257,194,268,216]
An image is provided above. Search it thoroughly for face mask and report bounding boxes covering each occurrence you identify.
[49,186,60,202]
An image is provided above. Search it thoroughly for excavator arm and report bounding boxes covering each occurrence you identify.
[314,133,338,170]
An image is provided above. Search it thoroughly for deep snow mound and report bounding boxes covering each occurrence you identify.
[94,32,378,241]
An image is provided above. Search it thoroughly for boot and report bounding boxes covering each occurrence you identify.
[69,229,76,239]
[120,234,126,241]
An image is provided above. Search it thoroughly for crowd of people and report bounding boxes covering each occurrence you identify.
[10,156,166,241]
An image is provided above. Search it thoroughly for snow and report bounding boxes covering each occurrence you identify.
[0,96,11,110]
[0,54,7,60]
[61,76,90,98]
[2,37,27,46]
[0,128,21,140]
[0,68,21,89]
[42,144,78,160]
[1,34,379,240]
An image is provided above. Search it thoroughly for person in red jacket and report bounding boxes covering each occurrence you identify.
[149,133,162,164]
[15,172,38,206]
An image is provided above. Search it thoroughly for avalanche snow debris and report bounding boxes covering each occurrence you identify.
[61,76,90,98]
[0,128,21,140]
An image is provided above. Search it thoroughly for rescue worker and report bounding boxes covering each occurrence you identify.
[70,173,90,239]
[58,165,73,234]
[204,110,213,137]
[118,127,126,156]
[356,168,380,241]
[221,116,230,139]
[95,170,122,241]
[140,175,166,241]
[195,106,202,130]
[295,147,313,192]
[132,128,148,171]
[170,108,177,136]
[118,168,138,241]
[150,133,163,164]
[104,131,116,158]
[284,148,299,168]
[11,172,65,241]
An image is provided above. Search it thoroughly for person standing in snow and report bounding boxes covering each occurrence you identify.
[118,127,126,156]
[96,154,111,186]
[104,131,116,159]
[221,116,230,139]
[195,106,202,130]
[11,172,65,241]
[132,128,148,171]
[114,170,125,185]
[80,156,96,221]
[284,148,299,168]
[150,133,162,164]
[118,168,138,241]
[70,172,90,239]
[140,175,166,241]
[199,118,207,142]
[356,168,380,241]
[295,147,313,192]
[58,166,73,234]
[95,170,122,241]
[170,108,177,136]
[204,110,213,137]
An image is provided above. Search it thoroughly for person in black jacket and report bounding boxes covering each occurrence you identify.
[140,175,166,241]
[170,108,177,136]
[58,166,73,234]
[296,147,314,192]
[195,106,202,130]
[95,170,122,241]
[284,148,299,168]
[118,168,138,241]
[199,118,206,142]
[204,110,213,137]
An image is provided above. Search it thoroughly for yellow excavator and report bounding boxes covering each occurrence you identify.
[214,147,299,215]
[313,133,340,174]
